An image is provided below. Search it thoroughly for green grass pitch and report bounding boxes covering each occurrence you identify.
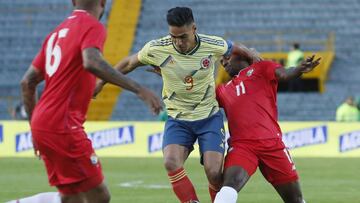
[0,158,359,202]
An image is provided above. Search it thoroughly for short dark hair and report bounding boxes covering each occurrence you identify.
[167,7,194,27]
[293,43,300,49]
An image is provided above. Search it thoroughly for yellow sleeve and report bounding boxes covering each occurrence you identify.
[199,34,231,58]
[212,37,230,57]
[137,41,160,66]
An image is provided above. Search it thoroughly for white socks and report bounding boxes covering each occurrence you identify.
[6,192,61,203]
[214,186,238,203]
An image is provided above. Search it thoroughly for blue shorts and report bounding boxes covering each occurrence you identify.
[163,111,226,160]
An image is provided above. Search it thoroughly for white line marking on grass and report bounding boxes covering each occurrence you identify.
[146,184,170,189]
[118,180,144,187]
[118,180,170,189]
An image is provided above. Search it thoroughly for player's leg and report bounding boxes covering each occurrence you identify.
[202,151,223,202]
[273,181,304,203]
[30,131,85,203]
[60,193,86,203]
[163,117,199,202]
[6,192,61,203]
[222,166,250,191]
[59,180,110,203]
[195,111,226,202]
[214,166,250,203]
[60,132,110,203]
[258,138,304,203]
[214,142,258,203]
[57,174,110,203]
[33,130,110,203]
[83,181,111,203]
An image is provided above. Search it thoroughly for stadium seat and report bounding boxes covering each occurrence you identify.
[111,0,360,121]
[1,0,360,121]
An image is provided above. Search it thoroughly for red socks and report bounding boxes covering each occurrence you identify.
[168,167,199,203]
[209,184,221,202]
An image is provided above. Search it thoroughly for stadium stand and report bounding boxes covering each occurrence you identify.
[0,0,112,119]
[87,0,142,120]
[112,0,360,121]
[0,0,359,121]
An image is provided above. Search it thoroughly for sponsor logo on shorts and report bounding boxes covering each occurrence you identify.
[90,153,99,165]
[339,130,360,152]
[87,126,135,150]
[282,125,327,150]
[15,131,33,152]
[0,125,3,143]
[148,132,163,153]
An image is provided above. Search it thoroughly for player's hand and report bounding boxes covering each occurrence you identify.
[298,54,321,73]
[92,80,106,99]
[137,87,162,115]
[146,66,162,77]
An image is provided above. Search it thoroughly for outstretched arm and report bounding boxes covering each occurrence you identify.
[231,43,262,64]
[275,54,321,81]
[83,48,162,114]
[83,48,143,93]
[20,66,44,121]
[93,53,145,96]
[114,53,144,74]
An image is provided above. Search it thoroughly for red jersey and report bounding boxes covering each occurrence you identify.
[31,10,106,133]
[216,60,282,143]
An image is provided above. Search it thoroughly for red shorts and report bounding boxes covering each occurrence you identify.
[224,138,298,185]
[32,130,104,195]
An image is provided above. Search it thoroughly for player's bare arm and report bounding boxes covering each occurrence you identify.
[231,43,262,63]
[83,47,162,114]
[93,53,145,97]
[83,48,142,92]
[21,65,44,158]
[114,53,145,74]
[276,54,321,81]
[20,65,44,120]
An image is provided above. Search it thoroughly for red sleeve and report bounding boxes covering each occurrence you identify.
[216,85,224,108]
[262,61,282,81]
[81,22,107,52]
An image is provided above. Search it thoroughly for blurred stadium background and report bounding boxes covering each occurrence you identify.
[0,0,359,202]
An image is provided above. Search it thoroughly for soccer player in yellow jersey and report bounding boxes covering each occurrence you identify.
[96,7,258,203]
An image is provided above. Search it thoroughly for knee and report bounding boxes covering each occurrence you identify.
[60,196,71,203]
[164,156,182,172]
[100,193,111,203]
[223,176,240,189]
[205,167,222,184]
[223,173,248,192]
[96,186,111,203]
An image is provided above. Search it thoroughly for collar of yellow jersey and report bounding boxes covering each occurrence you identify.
[172,34,201,55]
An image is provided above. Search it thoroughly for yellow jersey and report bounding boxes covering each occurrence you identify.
[138,34,231,121]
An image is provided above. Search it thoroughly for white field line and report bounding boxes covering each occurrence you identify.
[117,180,170,189]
